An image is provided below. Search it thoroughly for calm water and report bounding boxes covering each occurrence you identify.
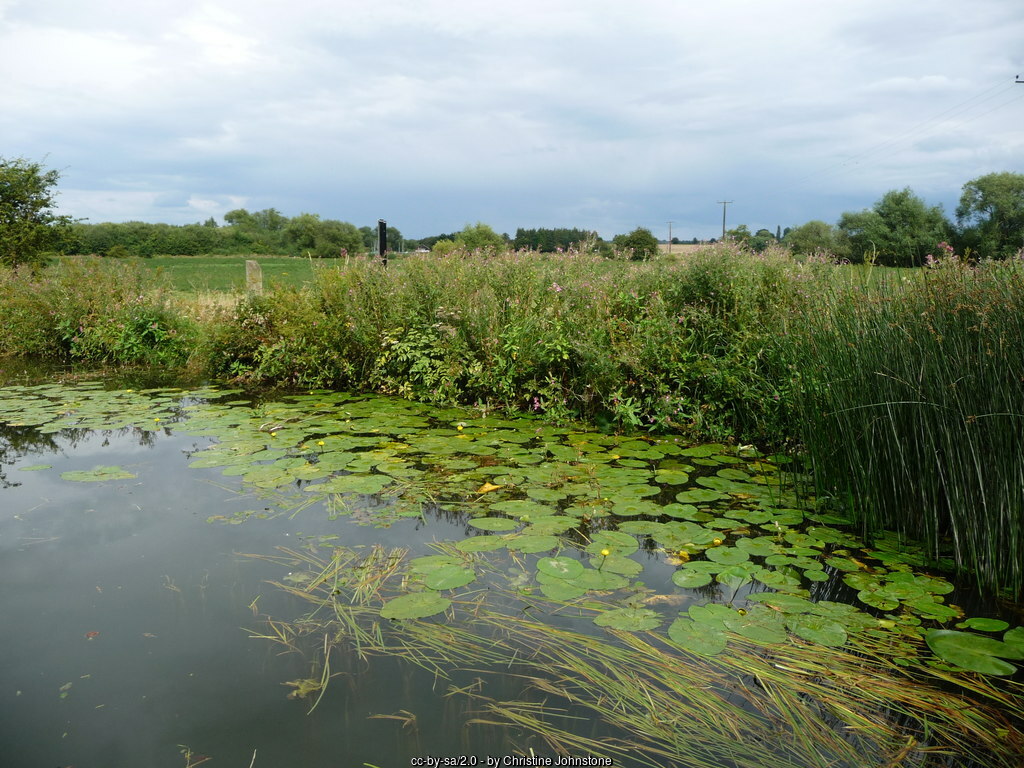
[0,378,1018,768]
[0,416,525,766]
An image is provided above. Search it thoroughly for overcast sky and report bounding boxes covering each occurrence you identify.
[2,0,1022,240]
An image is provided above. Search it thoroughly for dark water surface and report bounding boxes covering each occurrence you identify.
[1,375,1021,768]
[0,420,516,767]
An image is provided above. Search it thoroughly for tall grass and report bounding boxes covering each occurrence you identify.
[3,246,1023,595]
[199,245,801,442]
[781,256,1024,596]
[0,256,194,365]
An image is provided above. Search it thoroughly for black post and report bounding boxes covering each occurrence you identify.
[378,219,388,267]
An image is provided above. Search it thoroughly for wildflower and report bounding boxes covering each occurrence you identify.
[600,548,611,557]
[153,417,160,422]
[317,440,325,446]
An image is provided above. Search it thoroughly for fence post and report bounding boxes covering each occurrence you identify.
[245,260,263,294]
[378,219,388,267]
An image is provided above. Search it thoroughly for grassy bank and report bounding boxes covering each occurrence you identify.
[1,247,1022,595]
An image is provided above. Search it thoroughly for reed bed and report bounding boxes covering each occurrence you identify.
[780,257,1024,597]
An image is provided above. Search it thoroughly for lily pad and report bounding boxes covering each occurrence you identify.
[672,569,714,589]
[456,537,508,553]
[468,517,520,532]
[704,547,749,566]
[786,614,848,647]
[668,618,727,655]
[956,618,1010,633]
[380,592,452,620]
[536,556,584,580]
[60,465,137,482]
[594,607,662,631]
[424,565,477,591]
[925,629,1024,675]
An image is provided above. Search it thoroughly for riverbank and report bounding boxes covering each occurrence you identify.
[1,245,1022,595]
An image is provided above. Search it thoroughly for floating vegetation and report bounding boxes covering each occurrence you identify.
[2,380,1024,765]
[244,541,1024,767]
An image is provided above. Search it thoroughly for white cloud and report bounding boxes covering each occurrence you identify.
[2,0,1022,237]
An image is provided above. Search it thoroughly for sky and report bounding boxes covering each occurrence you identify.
[2,0,1022,241]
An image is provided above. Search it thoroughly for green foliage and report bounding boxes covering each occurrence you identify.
[956,171,1024,259]
[777,256,1024,596]
[783,220,848,258]
[0,257,194,364]
[431,222,507,254]
[611,227,659,260]
[0,156,73,267]
[284,213,363,258]
[513,227,600,252]
[838,188,949,266]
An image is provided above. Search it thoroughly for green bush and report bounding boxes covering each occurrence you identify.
[0,257,194,365]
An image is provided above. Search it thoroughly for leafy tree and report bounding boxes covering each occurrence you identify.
[513,227,599,252]
[455,222,506,252]
[783,220,848,258]
[838,188,949,266]
[725,224,752,243]
[612,227,659,260]
[0,156,74,267]
[956,172,1024,258]
[285,214,363,258]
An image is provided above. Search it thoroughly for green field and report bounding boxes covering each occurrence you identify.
[133,255,346,292]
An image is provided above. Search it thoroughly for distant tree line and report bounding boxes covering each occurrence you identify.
[61,208,416,259]
[513,227,598,252]
[776,172,1024,266]
[6,154,1022,269]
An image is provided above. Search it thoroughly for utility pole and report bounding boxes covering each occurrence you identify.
[667,221,673,254]
[717,201,733,240]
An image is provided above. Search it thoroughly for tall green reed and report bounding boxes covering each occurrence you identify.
[781,256,1024,596]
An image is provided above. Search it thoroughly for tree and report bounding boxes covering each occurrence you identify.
[284,213,363,258]
[0,156,73,267]
[612,227,659,260]
[837,188,949,266]
[956,172,1024,259]
[783,220,848,258]
[455,222,506,252]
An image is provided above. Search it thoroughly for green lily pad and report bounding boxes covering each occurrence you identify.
[857,590,900,611]
[675,489,726,504]
[724,607,788,644]
[704,547,749,565]
[585,531,639,557]
[456,537,508,553]
[589,555,643,576]
[668,618,727,655]
[60,465,137,482]
[539,580,588,601]
[468,517,520,531]
[18,464,52,471]
[1003,627,1024,653]
[925,629,1024,675]
[672,569,714,589]
[715,563,757,590]
[381,592,452,620]
[424,565,477,591]
[536,556,584,580]
[786,614,848,647]
[956,618,1010,632]
[593,607,662,631]
[569,568,630,591]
